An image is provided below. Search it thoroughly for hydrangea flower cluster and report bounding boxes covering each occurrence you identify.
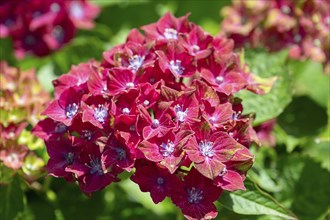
[254,119,277,147]
[221,0,330,73]
[34,13,274,220]
[0,61,50,182]
[0,0,99,58]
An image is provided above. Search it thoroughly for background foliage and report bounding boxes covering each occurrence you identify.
[0,1,329,220]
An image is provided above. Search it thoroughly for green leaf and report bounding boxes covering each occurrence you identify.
[0,176,24,220]
[55,179,105,220]
[274,96,327,152]
[19,55,50,71]
[0,38,16,65]
[0,164,15,184]
[274,124,301,153]
[25,192,56,220]
[119,179,174,216]
[276,155,330,220]
[316,100,330,143]
[78,23,112,43]
[52,36,105,74]
[277,96,327,138]
[303,141,330,171]
[289,60,329,108]
[91,0,149,7]
[36,63,57,92]
[248,146,281,193]
[218,179,297,219]
[236,50,292,124]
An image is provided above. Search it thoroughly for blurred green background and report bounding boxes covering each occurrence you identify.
[0,1,329,220]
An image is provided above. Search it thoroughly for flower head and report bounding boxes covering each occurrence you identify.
[0,0,100,58]
[221,0,330,73]
[36,12,275,220]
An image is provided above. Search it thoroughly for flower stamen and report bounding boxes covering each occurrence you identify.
[170,60,185,75]
[199,140,214,157]
[65,103,78,119]
[94,104,108,123]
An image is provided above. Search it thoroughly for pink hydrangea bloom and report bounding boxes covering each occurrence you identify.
[35,12,277,219]
[0,0,100,58]
[221,0,330,73]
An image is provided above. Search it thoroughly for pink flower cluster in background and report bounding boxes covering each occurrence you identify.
[0,0,99,58]
[254,119,277,147]
[33,13,274,220]
[221,0,330,73]
[0,61,50,181]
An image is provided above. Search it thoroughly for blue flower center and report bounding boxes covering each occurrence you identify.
[159,140,175,157]
[128,55,145,72]
[53,26,64,43]
[122,107,130,115]
[169,60,184,75]
[151,119,160,129]
[215,76,224,84]
[164,28,178,40]
[65,152,74,165]
[174,105,188,122]
[65,103,78,119]
[87,155,104,176]
[94,104,108,123]
[70,2,84,19]
[55,123,67,133]
[199,140,214,157]
[187,187,203,204]
[125,82,134,89]
[115,148,126,161]
[82,130,92,141]
[219,166,227,177]
[157,177,165,185]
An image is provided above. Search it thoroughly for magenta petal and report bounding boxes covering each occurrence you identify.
[142,125,167,140]
[126,28,145,44]
[131,163,179,204]
[108,68,135,95]
[219,72,247,95]
[82,173,117,193]
[57,87,80,109]
[220,170,246,191]
[183,204,218,220]
[171,168,221,220]
[81,103,103,128]
[155,50,169,73]
[138,141,163,162]
[161,152,185,174]
[213,133,243,162]
[42,100,67,123]
[87,68,108,96]
[150,187,167,204]
[195,157,225,180]
[47,158,70,177]
[53,74,80,98]
[65,163,88,177]
[184,136,205,163]
[213,103,233,123]
[32,118,67,141]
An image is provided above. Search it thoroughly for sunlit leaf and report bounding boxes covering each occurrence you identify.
[236,50,292,124]
[218,179,297,219]
[276,155,330,220]
[289,60,329,108]
[0,176,24,220]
